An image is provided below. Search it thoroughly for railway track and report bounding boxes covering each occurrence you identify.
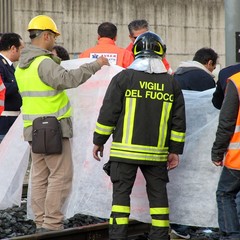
[11,220,150,240]
[19,184,219,240]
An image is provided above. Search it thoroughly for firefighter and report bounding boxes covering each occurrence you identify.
[93,31,186,240]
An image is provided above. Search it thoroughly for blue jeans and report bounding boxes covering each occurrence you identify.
[217,166,240,240]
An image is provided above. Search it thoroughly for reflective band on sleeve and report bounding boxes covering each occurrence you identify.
[112,205,130,213]
[150,207,169,215]
[0,100,4,106]
[20,89,62,97]
[152,219,169,227]
[170,130,185,142]
[95,122,114,135]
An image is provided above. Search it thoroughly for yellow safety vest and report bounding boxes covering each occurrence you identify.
[15,55,72,127]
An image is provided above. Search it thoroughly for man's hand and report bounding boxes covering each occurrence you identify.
[167,153,179,170]
[212,160,223,166]
[93,144,104,161]
[96,56,110,67]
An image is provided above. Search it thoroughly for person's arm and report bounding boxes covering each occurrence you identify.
[38,56,109,90]
[93,71,127,158]
[168,79,186,155]
[0,69,19,97]
[211,81,239,165]
[212,81,225,110]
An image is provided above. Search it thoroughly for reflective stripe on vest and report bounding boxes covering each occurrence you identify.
[15,55,71,127]
[0,82,5,91]
[225,73,240,169]
[0,77,5,114]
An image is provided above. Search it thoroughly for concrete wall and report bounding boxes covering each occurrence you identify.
[12,0,224,71]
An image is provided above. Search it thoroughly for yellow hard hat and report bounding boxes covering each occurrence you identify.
[27,15,60,36]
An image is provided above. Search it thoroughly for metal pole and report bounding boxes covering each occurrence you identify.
[0,0,13,33]
[225,0,240,66]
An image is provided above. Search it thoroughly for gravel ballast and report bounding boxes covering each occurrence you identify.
[0,201,220,240]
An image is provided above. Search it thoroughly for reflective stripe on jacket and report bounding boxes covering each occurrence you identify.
[0,75,5,115]
[94,69,186,165]
[15,55,72,128]
[225,72,240,169]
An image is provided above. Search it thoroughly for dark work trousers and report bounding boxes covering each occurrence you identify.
[109,161,169,240]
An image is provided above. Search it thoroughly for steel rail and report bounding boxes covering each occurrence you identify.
[11,220,150,240]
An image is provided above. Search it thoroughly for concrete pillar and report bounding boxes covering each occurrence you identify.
[225,0,240,66]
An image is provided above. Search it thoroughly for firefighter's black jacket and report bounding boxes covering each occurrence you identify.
[94,69,186,165]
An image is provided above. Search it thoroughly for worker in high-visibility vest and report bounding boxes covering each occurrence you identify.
[212,72,240,239]
[15,15,109,233]
[0,75,5,116]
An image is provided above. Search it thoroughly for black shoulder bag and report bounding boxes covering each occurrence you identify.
[32,116,62,154]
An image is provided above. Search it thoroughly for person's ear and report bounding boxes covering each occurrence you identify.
[10,45,16,52]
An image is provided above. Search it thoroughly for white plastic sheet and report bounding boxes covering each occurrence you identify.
[0,115,29,209]
[0,58,221,228]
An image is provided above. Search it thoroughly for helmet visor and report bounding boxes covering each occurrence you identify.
[133,39,165,57]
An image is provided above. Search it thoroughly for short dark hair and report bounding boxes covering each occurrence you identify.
[0,33,22,51]
[128,19,149,36]
[97,22,117,40]
[193,48,218,65]
[53,45,70,60]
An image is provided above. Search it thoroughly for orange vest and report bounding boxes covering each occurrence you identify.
[0,75,5,115]
[79,38,134,68]
[225,72,240,169]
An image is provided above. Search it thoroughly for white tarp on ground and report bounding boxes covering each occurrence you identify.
[0,58,221,228]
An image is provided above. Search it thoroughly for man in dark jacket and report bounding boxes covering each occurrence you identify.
[93,31,186,240]
[174,47,218,91]
[212,63,240,109]
[0,33,24,142]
